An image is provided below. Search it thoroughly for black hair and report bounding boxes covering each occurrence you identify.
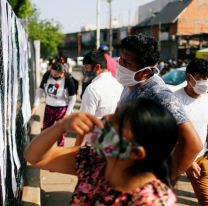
[186,58,208,78]
[83,50,107,69]
[51,62,64,73]
[116,98,178,185]
[121,34,160,70]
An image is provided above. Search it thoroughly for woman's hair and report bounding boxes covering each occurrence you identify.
[121,34,160,70]
[116,98,179,185]
[51,62,64,73]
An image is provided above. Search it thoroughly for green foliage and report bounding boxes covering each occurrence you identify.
[28,19,64,59]
[8,0,16,8]
[8,0,33,18]
[8,0,64,59]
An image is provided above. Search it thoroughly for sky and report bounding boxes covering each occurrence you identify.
[31,0,153,34]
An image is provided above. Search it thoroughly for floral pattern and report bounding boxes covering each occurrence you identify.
[69,146,177,206]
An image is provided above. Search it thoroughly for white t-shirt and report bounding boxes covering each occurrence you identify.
[80,72,123,119]
[34,71,76,109]
[175,88,208,158]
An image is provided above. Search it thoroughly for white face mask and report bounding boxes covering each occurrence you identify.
[190,75,208,94]
[116,63,159,87]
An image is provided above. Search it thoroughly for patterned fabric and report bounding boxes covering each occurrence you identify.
[118,75,188,125]
[70,146,177,206]
[43,105,67,146]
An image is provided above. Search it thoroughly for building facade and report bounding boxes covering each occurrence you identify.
[59,0,208,62]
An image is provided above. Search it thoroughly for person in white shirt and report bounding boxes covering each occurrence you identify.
[32,62,77,146]
[174,59,208,206]
[80,50,123,119]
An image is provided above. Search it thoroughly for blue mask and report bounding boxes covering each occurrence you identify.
[86,122,139,159]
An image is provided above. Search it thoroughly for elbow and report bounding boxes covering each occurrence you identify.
[24,148,38,165]
[24,150,32,164]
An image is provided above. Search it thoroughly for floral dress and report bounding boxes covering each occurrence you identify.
[69,146,177,206]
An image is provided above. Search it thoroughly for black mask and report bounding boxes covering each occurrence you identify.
[52,76,60,80]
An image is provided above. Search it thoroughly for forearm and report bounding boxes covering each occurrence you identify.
[24,112,103,164]
[24,112,103,174]
[171,122,202,179]
[33,88,44,107]
[171,142,198,178]
[24,120,64,164]
[66,95,76,115]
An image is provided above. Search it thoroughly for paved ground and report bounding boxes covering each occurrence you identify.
[23,71,199,206]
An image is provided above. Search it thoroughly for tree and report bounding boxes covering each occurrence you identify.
[8,0,33,19]
[8,0,64,59]
[28,19,64,59]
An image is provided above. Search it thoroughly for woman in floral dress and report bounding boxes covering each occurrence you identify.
[25,98,178,205]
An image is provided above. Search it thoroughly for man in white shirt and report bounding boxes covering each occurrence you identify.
[80,50,123,119]
[174,59,208,206]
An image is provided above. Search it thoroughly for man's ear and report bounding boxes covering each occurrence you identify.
[144,68,153,78]
[130,146,146,160]
[94,64,102,73]
[135,68,152,81]
[185,73,190,81]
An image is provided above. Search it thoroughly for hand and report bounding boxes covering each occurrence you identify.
[187,162,201,179]
[60,112,104,136]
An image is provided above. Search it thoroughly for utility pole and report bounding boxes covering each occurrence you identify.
[158,21,161,52]
[77,33,81,56]
[96,0,100,49]
[107,0,113,56]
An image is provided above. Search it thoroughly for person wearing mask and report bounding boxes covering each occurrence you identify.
[116,34,202,182]
[80,50,123,119]
[174,59,208,206]
[32,62,76,146]
[80,56,97,99]
[25,98,179,205]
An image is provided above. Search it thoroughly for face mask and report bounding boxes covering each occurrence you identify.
[85,121,139,159]
[190,75,208,94]
[116,64,159,87]
[85,71,96,78]
[52,76,61,80]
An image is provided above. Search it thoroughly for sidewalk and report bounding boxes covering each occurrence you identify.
[22,71,198,206]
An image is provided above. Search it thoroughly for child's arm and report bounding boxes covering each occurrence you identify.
[24,112,103,175]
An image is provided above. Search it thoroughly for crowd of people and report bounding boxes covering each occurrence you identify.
[25,33,208,205]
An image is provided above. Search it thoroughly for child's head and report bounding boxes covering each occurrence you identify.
[114,98,178,183]
[50,62,65,79]
[115,98,178,159]
[89,98,178,184]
